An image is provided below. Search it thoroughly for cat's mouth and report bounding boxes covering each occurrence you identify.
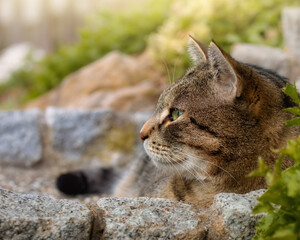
[143,139,209,180]
[143,140,186,166]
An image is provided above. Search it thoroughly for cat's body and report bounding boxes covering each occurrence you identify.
[57,37,299,207]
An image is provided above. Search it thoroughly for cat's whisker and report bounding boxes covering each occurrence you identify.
[170,154,211,191]
[160,57,171,83]
[172,59,178,83]
[178,162,211,192]
[171,147,240,186]
[173,153,214,183]
[185,152,239,185]
[162,154,185,183]
[193,158,239,185]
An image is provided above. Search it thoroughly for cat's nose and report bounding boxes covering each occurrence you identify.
[139,131,148,142]
[140,119,153,142]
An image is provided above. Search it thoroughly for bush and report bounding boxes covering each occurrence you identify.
[1,0,299,107]
[146,0,300,79]
[249,84,300,240]
[0,0,173,104]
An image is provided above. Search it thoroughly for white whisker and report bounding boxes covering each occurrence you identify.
[160,58,171,83]
[171,151,213,182]
[171,146,240,186]
[169,153,211,192]
[172,59,178,83]
[162,154,185,183]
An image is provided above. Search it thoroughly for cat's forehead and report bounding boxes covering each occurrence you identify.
[155,65,213,114]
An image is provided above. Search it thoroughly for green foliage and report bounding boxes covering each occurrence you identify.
[1,0,299,108]
[249,84,300,240]
[147,0,300,79]
[0,0,173,104]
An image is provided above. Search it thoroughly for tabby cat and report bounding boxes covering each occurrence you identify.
[57,36,299,207]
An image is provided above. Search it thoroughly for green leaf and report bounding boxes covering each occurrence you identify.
[248,157,270,177]
[253,201,274,214]
[284,83,300,105]
[280,138,300,163]
[274,154,284,174]
[272,223,298,240]
[284,117,300,126]
[285,107,300,116]
[283,165,300,198]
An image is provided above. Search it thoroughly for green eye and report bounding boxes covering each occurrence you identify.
[171,109,184,121]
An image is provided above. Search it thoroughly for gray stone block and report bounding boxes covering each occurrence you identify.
[283,7,300,62]
[0,188,93,240]
[232,44,287,77]
[209,189,265,240]
[0,109,42,167]
[45,107,110,160]
[97,197,205,239]
[45,107,141,166]
[231,43,300,82]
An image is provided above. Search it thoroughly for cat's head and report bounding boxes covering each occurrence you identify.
[140,36,292,182]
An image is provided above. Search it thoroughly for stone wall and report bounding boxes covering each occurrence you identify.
[0,188,265,240]
[0,107,147,169]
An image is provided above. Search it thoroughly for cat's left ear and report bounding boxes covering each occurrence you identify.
[208,41,242,100]
[188,35,208,65]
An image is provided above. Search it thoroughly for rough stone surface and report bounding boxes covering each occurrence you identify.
[0,188,93,240]
[282,7,300,62]
[45,107,112,162]
[208,189,265,240]
[0,109,42,167]
[97,197,205,239]
[26,52,166,112]
[231,43,300,82]
[45,107,143,167]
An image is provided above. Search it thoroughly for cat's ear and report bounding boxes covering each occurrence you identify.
[208,41,242,100]
[188,35,208,65]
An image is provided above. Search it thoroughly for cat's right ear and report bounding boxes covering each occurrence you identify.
[188,35,208,65]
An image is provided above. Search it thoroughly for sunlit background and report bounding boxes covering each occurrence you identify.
[0,0,299,110]
[0,0,141,51]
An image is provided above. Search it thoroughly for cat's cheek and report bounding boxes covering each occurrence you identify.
[143,140,150,153]
[162,124,185,141]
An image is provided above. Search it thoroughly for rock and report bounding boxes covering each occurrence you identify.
[45,107,142,167]
[97,197,205,239]
[207,189,265,240]
[26,52,166,112]
[282,7,300,62]
[0,188,93,240]
[0,109,42,167]
[0,186,266,239]
[231,43,300,82]
[0,107,148,168]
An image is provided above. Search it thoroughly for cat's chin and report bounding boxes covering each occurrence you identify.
[152,159,208,181]
[143,140,209,181]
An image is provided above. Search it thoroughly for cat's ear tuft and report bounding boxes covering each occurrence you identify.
[188,35,208,65]
[208,41,241,100]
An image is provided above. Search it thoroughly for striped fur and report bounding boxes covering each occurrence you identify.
[116,39,299,207]
[57,38,299,207]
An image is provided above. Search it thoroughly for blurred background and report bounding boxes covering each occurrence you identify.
[0,0,300,201]
[0,0,299,111]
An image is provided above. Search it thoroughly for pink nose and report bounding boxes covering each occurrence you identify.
[139,119,152,142]
[139,131,148,142]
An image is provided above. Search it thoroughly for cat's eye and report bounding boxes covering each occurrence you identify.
[171,109,184,121]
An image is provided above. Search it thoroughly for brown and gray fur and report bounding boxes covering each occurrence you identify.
[57,37,299,207]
